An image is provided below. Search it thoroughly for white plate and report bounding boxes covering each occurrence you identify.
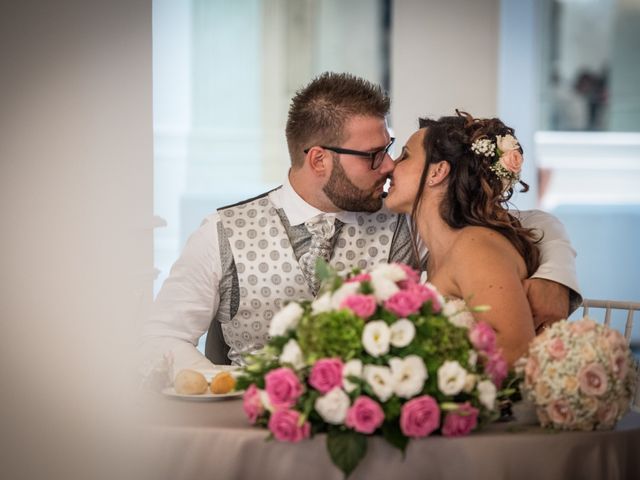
[161,387,244,401]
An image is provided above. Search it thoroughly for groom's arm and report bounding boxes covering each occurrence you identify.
[518,210,582,330]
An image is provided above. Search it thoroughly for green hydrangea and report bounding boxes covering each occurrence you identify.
[297,309,364,363]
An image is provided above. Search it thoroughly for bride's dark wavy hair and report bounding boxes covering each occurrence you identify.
[410,110,541,276]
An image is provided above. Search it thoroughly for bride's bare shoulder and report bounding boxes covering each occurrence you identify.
[450,226,522,264]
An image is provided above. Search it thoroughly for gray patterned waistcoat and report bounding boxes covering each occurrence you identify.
[208,189,412,364]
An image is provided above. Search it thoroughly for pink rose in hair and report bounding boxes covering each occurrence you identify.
[345,396,385,434]
[441,402,479,437]
[265,367,304,408]
[469,321,497,353]
[340,294,377,320]
[346,273,372,284]
[243,384,264,424]
[485,350,508,388]
[578,362,608,396]
[546,399,574,426]
[268,409,311,443]
[384,290,423,317]
[309,358,344,394]
[400,395,441,438]
[499,149,523,174]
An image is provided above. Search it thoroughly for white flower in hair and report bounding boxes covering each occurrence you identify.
[496,134,520,152]
[470,138,495,157]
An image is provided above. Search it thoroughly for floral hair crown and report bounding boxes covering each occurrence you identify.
[470,134,523,190]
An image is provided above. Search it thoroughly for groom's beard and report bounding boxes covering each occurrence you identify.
[323,158,384,212]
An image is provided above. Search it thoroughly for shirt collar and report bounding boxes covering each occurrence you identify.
[270,174,358,227]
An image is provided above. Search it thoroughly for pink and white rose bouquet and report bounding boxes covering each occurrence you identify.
[237,262,511,477]
[518,317,637,431]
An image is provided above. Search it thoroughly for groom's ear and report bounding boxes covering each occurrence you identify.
[306,146,330,177]
[430,160,451,185]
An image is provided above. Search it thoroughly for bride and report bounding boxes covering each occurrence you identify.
[384,112,539,365]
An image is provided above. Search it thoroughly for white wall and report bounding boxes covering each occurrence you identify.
[0,1,153,478]
[391,0,500,146]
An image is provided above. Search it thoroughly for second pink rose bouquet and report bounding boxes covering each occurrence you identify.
[236,262,511,477]
[518,317,636,431]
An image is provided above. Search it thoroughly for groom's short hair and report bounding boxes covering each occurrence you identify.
[285,72,390,167]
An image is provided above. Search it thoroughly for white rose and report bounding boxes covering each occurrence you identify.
[363,365,395,402]
[330,282,361,310]
[477,380,497,410]
[442,299,475,329]
[389,355,428,398]
[314,387,351,424]
[279,339,305,370]
[311,292,332,314]
[370,275,399,301]
[463,373,477,393]
[496,134,520,152]
[389,319,416,348]
[371,263,407,282]
[362,320,391,357]
[268,302,304,337]
[437,360,468,396]
[342,359,363,393]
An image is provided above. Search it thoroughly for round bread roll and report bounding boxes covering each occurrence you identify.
[210,371,236,394]
[174,369,208,395]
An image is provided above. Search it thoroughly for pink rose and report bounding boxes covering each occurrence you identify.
[408,283,442,313]
[570,318,597,334]
[441,402,479,437]
[611,352,629,380]
[346,273,371,284]
[243,384,264,424]
[309,358,344,394]
[384,290,423,317]
[597,402,619,428]
[340,294,377,320]
[605,329,627,351]
[524,356,539,384]
[578,362,608,396]
[469,322,497,353]
[400,395,441,438]
[345,396,385,434]
[546,337,567,360]
[397,263,420,287]
[485,350,508,388]
[268,409,311,443]
[265,367,304,408]
[546,399,574,426]
[499,149,523,174]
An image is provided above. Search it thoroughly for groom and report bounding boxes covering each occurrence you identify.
[141,72,580,372]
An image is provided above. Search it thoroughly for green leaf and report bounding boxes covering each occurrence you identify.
[315,257,332,282]
[381,421,409,455]
[326,429,367,478]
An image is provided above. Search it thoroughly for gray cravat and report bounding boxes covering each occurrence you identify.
[299,214,335,295]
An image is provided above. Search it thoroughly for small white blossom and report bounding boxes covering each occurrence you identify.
[311,292,332,314]
[370,275,400,301]
[470,138,496,157]
[468,349,478,368]
[268,302,304,337]
[463,373,477,393]
[330,282,361,310]
[314,387,351,424]
[342,359,363,393]
[437,360,468,396]
[442,299,475,329]
[477,379,497,410]
[370,263,407,282]
[363,365,395,402]
[389,319,416,348]
[362,320,391,357]
[279,339,305,370]
[496,134,520,152]
[389,355,428,398]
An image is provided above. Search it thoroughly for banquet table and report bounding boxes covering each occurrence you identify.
[138,394,640,480]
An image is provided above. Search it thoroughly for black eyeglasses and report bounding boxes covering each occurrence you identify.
[304,138,395,170]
